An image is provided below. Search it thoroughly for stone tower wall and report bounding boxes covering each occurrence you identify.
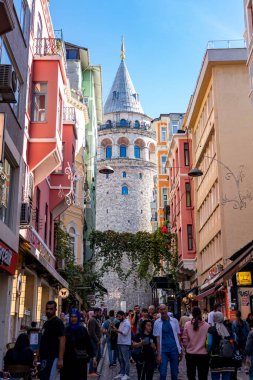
[96,127,157,310]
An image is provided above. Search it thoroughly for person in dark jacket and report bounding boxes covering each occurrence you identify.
[232,310,250,356]
[208,312,237,380]
[87,307,102,375]
[4,333,34,369]
[245,329,253,379]
[132,320,157,380]
[61,308,96,380]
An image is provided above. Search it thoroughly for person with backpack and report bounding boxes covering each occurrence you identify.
[232,310,250,356]
[207,311,237,380]
[182,307,210,380]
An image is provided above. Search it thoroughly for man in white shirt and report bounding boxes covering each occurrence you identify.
[112,311,131,380]
[153,304,182,380]
[208,303,221,326]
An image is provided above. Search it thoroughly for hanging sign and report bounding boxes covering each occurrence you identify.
[0,240,17,275]
[59,288,69,299]
[236,272,252,286]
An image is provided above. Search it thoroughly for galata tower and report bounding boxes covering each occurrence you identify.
[96,40,157,310]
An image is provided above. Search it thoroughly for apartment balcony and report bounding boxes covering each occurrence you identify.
[33,38,68,83]
[20,225,68,288]
[207,39,246,50]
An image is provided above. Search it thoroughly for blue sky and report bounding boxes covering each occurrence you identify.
[50,0,245,118]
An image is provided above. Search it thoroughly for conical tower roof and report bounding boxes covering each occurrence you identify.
[104,47,144,114]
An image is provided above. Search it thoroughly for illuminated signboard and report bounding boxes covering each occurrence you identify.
[236,272,252,286]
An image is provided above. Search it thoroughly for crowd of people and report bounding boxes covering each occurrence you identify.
[3,301,253,380]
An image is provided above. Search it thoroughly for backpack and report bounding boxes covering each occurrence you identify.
[219,338,234,358]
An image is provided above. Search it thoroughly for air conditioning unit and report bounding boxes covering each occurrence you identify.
[0,64,17,103]
[56,258,65,272]
[20,203,31,225]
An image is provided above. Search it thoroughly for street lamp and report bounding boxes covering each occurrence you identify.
[98,165,114,175]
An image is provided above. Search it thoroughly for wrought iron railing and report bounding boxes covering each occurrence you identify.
[63,107,76,123]
[33,38,67,72]
[98,122,153,132]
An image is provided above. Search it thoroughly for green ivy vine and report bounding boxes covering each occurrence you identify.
[54,221,104,308]
[89,227,178,282]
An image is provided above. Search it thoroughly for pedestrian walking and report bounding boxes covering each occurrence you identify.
[4,333,34,370]
[232,310,250,356]
[138,308,149,334]
[246,313,253,329]
[39,300,65,380]
[87,307,102,376]
[153,303,182,380]
[182,307,210,380]
[130,305,141,336]
[179,312,191,336]
[202,308,209,322]
[132,319,157,380]
[208,304,221,326]
[245,328,253,379]
[101,310,117,368]
[208,311,236,380]
[61,308,96,380]
[112,310,131,380]
[148,305,156,322]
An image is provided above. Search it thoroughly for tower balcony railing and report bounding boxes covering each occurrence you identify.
[98,121,151,131]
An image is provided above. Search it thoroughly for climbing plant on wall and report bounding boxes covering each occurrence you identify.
[89,226,178,282]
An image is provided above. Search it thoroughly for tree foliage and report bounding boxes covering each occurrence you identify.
[89,227,178,282]
[54,221,104,308]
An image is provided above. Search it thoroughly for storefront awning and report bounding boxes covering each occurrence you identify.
[213,241,253,284]
[195,287,216,301]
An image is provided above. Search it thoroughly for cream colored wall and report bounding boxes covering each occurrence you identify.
[214,64,253,258]
[61,148,84,266]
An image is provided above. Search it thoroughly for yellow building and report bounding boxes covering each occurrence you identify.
[152,114,184,226]
[185,44,253,307]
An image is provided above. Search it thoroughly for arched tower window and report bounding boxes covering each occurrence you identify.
[134,146,140,159]
[122,186,128,195]
[106,120,112,127]
[120,119,127,127]
[134,120,140,128]
[122,171,126,178]
[120,144,127,158]
[106,146,112,159]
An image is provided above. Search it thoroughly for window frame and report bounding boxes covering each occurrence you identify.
[0,157,14,226]
[106,146,112,159]
[185,182,191,207]
[161,155,167,174]
[122,186,128,195]
[122,171,126,178]
[32,82,48,123]
[120,144,127,158]
[161,126,167,142]
[134,145,141,159]
[187,224,193,251]
[184,142,190,166]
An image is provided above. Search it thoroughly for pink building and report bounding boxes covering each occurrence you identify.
[15,0,77,337]
[167,131,196,296]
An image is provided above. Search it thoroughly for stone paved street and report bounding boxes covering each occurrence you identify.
[87,347,249,380]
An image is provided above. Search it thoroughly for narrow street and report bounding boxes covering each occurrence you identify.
[88,347,249,380]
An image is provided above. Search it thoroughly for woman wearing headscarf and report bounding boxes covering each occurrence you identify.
[61,308,97,380]
[208,311,237,380]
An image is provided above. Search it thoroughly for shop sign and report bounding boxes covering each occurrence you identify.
[236,272,252,286]
[0,241,17,275]
[59,288,69,299]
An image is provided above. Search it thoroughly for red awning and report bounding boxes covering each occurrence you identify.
[195,287,216,301]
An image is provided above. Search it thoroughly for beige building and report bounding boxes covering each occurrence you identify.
[185,46,253,293]
[244,0,253,107]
